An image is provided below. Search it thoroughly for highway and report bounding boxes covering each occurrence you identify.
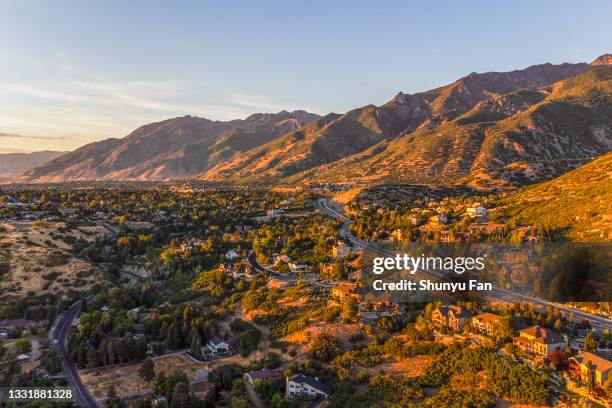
[50,301,98,408]
[316,198,612,332]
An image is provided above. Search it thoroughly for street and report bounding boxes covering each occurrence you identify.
[50,301,98,408]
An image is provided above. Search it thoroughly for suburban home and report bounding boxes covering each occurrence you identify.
[285,374,332,399]
[288,262,311,274]
[0,319,37,331]
[348,269,366,281]
[206,337,230,355]
[429,214,448,225]
[472,312,503,336]
[225,249,239,260]
[569,351,612,386]
[465,206,487,218]
[331,283,362,302]
[513,326,567,357]
[273,254,292,265]
[243,368,282,384]
[432,305,474,331]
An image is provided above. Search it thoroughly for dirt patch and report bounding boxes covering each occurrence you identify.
[0,221,106,299]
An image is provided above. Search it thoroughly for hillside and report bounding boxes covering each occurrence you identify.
[17,110,319,182]
[200,61,593,183]
[0,151,65,181]
[285,65,612,189]
[502,151,612,241]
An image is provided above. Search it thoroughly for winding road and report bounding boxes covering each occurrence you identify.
[50,301,98,408]
[316,197,612,333]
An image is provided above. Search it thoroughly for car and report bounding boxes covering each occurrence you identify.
[53,339,59,345]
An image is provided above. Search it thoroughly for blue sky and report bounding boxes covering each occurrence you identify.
[1,0,610,153]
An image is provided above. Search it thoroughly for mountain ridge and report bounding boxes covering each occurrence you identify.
[14,55,611,189]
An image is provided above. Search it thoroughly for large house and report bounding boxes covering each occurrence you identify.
[472,312,503,336]
[465,206,487,217]
[243,369,282,384]
[432,305,473,331]
[206,337,230,356]
[513,326,567,357]
[569,351,612,386]
[285,374,331,399]
[331,283,362,302]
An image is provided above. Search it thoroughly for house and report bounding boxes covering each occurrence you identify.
[273,254,292,265]
[429,214,448,225]
[226,250,239,260]
[348,269,366,281]
[465,206,487,218]
[472,313,503,336]
[266,209,284,217]
[288,262,311,274]
[206,337,230,355]
[432,305,474,331]
[513,326,567,357]
[285,374,331,399]
[569,351,612,386]
[0,319,37,331]
[332,241,350,258]
[331,283,362,302]
[243,369,282,384]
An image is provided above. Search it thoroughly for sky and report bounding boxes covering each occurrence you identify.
[1,0,611,153]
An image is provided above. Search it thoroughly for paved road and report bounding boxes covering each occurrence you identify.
[50,301,98,408]
[247,251,293,281]
[316,198,612,333]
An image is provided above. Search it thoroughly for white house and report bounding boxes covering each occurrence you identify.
[206,337,230,355]
[226,250,239,260]
[465,206,487,217]
[288,263,311,274]
[285,374,331,399]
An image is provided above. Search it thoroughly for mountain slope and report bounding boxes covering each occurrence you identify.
[284,65,612,189]
[18,110,319,182]
[0,151,66,181]
[503,151,612,241]
[200,61,592,183]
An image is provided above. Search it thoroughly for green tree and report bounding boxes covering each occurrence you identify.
[584,330,597,353]
[310,333,342,362]
[139,358,155,385]
[342,297,358,322]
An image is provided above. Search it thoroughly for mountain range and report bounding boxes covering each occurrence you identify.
[12,54,612,190]
[16,110,318,182]
[0,151,66,181]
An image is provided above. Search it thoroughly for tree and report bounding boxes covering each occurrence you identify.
[310,333,342,362]
[585,360,596,391]
[86,346,98,369]
[139,358,155,385]
[14,339,32,354]
[342,297,358,322]
[584,330,597,353]
[105,385,125,408]
[170,382,193,408]
[549,348,567,370]
[190,334,202,359]
[492,318,513,344]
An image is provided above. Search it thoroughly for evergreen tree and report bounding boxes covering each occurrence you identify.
[139,358,156,385]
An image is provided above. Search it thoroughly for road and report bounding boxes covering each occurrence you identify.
[247,251,293,281]
[50,301,98,408]
[316,198,612,333]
